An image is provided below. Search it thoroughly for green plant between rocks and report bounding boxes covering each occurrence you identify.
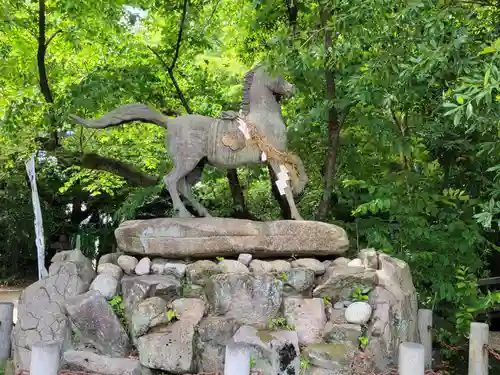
[359,335,369,349]
[268,316,295,331]
[300,356,310,375]
[351,286,371,302]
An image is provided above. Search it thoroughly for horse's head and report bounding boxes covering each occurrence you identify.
[256,65,297,99]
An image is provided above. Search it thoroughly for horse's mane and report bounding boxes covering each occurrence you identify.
[240,63,264,116]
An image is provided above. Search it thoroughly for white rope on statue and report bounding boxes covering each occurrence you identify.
[25,152,49,280]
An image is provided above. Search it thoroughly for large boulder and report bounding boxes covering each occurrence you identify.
[63,350,152,375]
[115,218,349,258]
[11,250,95,372]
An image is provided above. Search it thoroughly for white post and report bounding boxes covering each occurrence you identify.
[0,302,14,364]
[468,322,488,375]
[224,343,251,375]
[398,342,425,375]
[418,309,433,369]
[30,340,61,375]
[25,152,49,280]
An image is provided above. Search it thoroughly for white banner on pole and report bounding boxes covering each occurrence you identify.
[25,152,49,280]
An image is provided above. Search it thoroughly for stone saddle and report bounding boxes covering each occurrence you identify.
[115,218,349,258]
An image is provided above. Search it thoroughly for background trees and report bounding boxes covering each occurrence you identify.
[0,0,499,350]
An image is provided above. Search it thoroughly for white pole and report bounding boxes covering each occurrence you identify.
[30,340,60,375]
[468,322,488,375]
[25,152,49,280]
[224,343,251,375]
[418,309,433,369]
[0,302,14,364]
[398,342,425,375]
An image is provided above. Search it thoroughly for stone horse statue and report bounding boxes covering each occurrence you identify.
[69,64,308,220]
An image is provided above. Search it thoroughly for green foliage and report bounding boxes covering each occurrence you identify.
[167,309,180,322]
[108,295,127,328]
[300,356,310,374]
[268,316,294,331]
[359,335,369,350]
[351,287,371,302]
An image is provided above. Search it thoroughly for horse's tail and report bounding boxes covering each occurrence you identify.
[69,103,169,129]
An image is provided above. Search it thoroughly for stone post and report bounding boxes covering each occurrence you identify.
[468,322,488,375]
[0,302,14,364]
[417,309,433,369]
[30,340,61,375]
[224,342,251,375]
[398,342,424,375]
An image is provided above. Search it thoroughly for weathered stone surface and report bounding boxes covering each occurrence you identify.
[313,266,377,303]
[217,259,249,274]
[121,275,181,323]
[89,274,119,300]
[65,290,131,357]
[291,258,325,276]
[347,258,363,267]
[359,248,379,269]
[238,253,252,266]
[98,252,123,266]
[249,259,272,274]
[326,306,348,325]
[268,260,291,273]
[366,253,418,371]
[181,284,205,299]
[205,273,282,328]
[345,301,372,325]
[186,260,219,285]
[302,343,356,371]
[131,297,170,338]
[232,326,300,375]
[97,263,123,280]
[282,268,315,297]
[135,257,151,276]
[164,262,187,278]
[63,350,152,375]
[332,257,350,266]
[118,255,138,275]
[115,218,349,258]
[283,297,326,345]
[12,251,94,371]
[138,321,195,373]
[323,322,362,345]
[49,252,95,286]
[195,316,240,373]
[171,298,206,326]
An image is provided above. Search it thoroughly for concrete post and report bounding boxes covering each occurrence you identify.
[398,342,425,375]
[417,309,433,369]
[224,342,251,375]
[468,322,488,375]
[30,340,61,375]
[0,302,14,364]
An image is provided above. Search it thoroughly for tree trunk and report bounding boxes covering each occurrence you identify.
[268,166,292,219]
[315,2,341,222]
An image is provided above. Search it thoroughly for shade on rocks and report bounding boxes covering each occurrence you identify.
[115,218,349,258]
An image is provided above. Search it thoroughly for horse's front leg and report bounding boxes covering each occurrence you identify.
[268,160,304,221]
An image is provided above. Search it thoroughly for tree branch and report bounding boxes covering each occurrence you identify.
[57,151,159,187]
[37,0,53,104]
[45,29,62,48]
[170,0,189,71]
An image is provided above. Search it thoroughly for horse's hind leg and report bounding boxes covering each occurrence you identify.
[178,177,212,217]
[164,160,201,218]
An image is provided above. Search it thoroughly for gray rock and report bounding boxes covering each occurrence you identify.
[131,297,170,338]
[313,266,377,303]
[249,259,272,274]
[118,255,138,275]
[65,290,131,357]
[291,258,326,276]
[238,253,252,266]
[345,301,372,325]
[302,342,356,371]
[323,322,362,345]
[63,350,152,375]
[89,274,119,300]
[98,252,123,267]
[268,260,291,273]
[195,316,240,373]
[205,273,282,328]
[282,268,315,297]
[217,259,249,274]
[333,302,344,309]
[343,300,352,307]
[151,258,167,274]
[347,258,363,267]
[231,326,300,375]
[172,298,206,325]
[322,260,332,269]
[51,249,91,264]
[138,321,195,373]
[283,297,326,345]
[332,257,350,266]
[325,306,348,325]
[97,263,123,280]
[12,251,94,371]
[115,218,349,258]
[181,283,205,299]
[49,251,95,286]
[186,260,219,285]
[164,262,187,279]
[359,248,379,269]
[135,257,151,276]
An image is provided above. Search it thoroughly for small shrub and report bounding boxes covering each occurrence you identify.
[268,316,294,331]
